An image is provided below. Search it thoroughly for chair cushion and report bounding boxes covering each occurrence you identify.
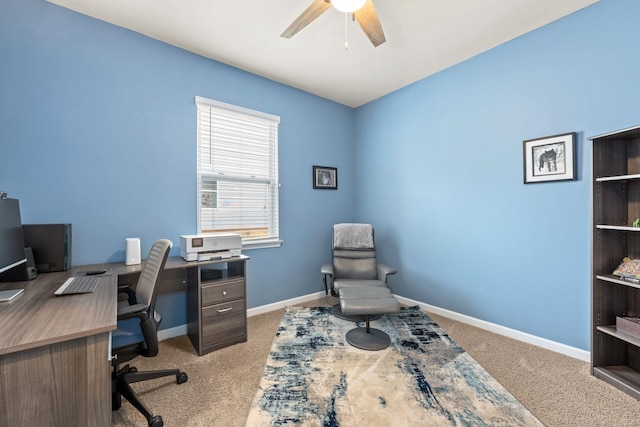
[334,279,387,291]
[334,252,378,280]
[112,318,145,351]
[339,287,392,298]
[341,298,400,316]
[339,287,400,316]
[333,249,376,259]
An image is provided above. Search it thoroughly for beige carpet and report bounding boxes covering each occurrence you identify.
[112,300,640,426]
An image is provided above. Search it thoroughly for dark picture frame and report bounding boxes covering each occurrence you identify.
[313,166,338,189]
[523,132,576,184]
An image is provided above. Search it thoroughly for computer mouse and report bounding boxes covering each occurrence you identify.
[86,269,107,276]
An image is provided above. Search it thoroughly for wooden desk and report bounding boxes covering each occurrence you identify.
[0,255,248,426]
[83,255,249,355]
[0,269,117,427]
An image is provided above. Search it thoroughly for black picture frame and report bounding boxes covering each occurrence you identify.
[313,166,338,189]
[523,132,576,184]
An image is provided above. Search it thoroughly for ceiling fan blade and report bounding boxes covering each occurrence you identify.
[281,0,332,39]
[354,0,386,47]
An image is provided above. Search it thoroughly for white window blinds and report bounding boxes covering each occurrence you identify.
[196,96,280,247]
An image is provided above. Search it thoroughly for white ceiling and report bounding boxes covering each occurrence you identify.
[47,0,598,108]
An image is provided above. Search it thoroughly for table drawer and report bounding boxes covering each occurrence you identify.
[118,267,187,294]
[201,279,244,306]
[201,299,246,346]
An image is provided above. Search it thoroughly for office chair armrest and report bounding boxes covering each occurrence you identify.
[377,263,397,282]
[321,263,335,296]
[118,284,137,305]
[117,303,150,321]
[321,263,334,276]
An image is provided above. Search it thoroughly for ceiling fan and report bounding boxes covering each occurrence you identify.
[281,0,386,47]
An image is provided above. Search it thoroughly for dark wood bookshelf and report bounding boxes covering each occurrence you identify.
[591,124,640,399]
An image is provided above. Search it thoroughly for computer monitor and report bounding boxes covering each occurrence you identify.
[0,198,27,278]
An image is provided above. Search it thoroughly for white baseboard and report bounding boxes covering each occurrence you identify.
[158,324,187,341]
[393,295,590,362]
[158,291,590,363]
[246,291,326,317]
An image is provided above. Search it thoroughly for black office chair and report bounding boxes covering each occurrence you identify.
[111,239,188,427]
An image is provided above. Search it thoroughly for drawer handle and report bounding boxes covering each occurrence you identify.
[217,307,233,313]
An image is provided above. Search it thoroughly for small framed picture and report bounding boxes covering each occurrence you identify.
[201,192,216,208]
[523,132,576,184]
[313,166,338,189]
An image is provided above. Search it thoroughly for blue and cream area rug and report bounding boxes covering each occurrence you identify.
[246,306,544,426]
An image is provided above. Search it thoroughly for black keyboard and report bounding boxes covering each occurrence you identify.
[54,276,101,296]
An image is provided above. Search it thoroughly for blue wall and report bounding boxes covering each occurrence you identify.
[0,0,356,326]
[3,0,638,351]
[355,0,640,350]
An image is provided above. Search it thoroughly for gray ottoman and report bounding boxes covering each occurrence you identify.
[331,280,387,321]
[339,287,400,350]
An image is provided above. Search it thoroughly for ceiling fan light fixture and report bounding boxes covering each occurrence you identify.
[332,0,366,13]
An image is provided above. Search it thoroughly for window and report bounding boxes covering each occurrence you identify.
[196,96,281,248]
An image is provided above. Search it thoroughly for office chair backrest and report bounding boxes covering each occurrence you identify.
[332,223,378,280]
[136,239,171,309]
[135,239,171,356]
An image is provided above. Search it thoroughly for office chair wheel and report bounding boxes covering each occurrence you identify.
[176,372,188,384]
[149,415,163,427]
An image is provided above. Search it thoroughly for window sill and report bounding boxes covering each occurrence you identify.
[242,239,283,250]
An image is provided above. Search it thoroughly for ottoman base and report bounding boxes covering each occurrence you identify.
[346,326,391,351]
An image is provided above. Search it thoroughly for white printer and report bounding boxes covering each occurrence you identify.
[180,233,242,262]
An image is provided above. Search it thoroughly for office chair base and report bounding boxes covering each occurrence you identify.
[112,393,164,427]
[331,304,382,322]
[112,364,188,427]
[346,326,391,351]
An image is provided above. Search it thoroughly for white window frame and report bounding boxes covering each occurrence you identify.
[195,96,281,249]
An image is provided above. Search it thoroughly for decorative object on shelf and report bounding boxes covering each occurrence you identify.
[613,257,640,280]
[617,316,640,339]
[523,132,576,183]
[634,218,640,227]
[313,165,338,189]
